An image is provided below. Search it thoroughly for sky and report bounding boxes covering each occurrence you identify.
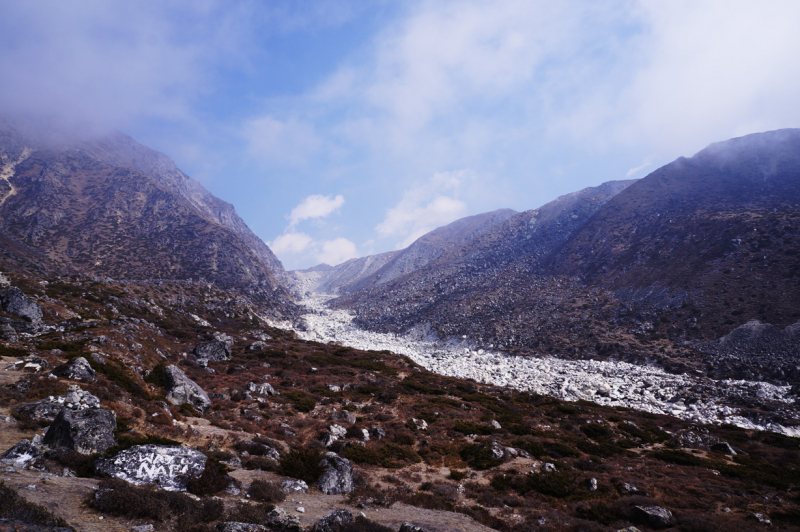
[2,1,800,270]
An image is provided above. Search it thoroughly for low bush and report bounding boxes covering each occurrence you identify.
[0,482,72,529]
[247,479,286,503]
[284,390,316,413]
[453,420,496,435]
[144,363,167,387]
[279,446,325,483]
[184,458,231,496]
[460,443,503,470]
[90,478,220,524]
[225,502,274,524]
[244,456,278,471]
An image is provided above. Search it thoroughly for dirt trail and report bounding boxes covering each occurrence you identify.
[0,148,31,206]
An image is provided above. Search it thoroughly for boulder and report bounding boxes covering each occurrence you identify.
[245,382,275,396]
[14,386,101,423]
[193,340,231,362]
[412,418,427,431]
[0,287,43,323]
[0,439,43,469]
[13,356,50,373]
[164,365,211,413]
[369,426,386,440]
[633,506,675,528]
[310,509,354,532]
[318,452,354,495]
[399,524,429,532]
[95,444,207,491]
[264,508,303,532]
[217,524,268,532]
[281,479,309,493]
[330,411,356,425]
[0,323,18,342]
[247,341,267,352]
[320,433,338,447]
[489,441,505,459]
[240,441,280,461]
[329,424,347,438]
[43,407,117,455]
[52,357,96,382]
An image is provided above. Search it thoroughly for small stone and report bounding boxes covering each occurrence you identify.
[633,506,675,528]
[490,419,501,429]
[131,525,154,532]
[399,524,429,532]
[543,462,557,472]
[588,478,598,491]
[412,418,427,431]
[751,513,772,525]
[281,479,309,493]
[296,507,305,513]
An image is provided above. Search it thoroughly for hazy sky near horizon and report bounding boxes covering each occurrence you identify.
[2,1,800,269]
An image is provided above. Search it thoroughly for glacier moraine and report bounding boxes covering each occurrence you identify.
[278,295,799,437]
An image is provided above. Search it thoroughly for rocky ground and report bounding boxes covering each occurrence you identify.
[0,273,799,531]
[295,295,800,437]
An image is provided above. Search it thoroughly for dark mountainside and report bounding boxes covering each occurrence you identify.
[331,130,800,384]
[0,119,293,315]
[550,129,800,336]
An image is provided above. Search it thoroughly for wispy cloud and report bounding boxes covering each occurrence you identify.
[377,169,473,248]
[289,194,345,226]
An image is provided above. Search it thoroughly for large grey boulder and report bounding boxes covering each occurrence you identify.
[0,439,43,469]
[52,357,96,382]
[95,444,207,491]
[317,452,354,495]
[43,407,117,455]
[164,365,211,413]
[14,385,101,423]
[310,509,354,532]
[264,508,303,532]
[0,287,43,323]
[633,506,675,528]
[0,323,18,342]
[193,340,231,362]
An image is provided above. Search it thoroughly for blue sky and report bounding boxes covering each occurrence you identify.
[2,1,800,270]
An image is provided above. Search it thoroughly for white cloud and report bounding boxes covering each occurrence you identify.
[376,169,473,248]
[289,194,345,226]
[244,116,322,167]
[317,238,358,266]
[268,232,312,256]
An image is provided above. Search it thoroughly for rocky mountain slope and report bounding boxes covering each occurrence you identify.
[0,119,292,315]
[292,209,517,297]
[330,181,638,356]
[327,130,800,385]
[1,271,799,532]
[550,129,800,339]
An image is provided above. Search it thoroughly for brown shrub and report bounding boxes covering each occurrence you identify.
[225,502,274,524]
[0,482,71,529]
[247,479,286,503]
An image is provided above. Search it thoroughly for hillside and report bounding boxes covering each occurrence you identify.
[1,271,799,532]
[550,129,800,340]
[0,119,293,315]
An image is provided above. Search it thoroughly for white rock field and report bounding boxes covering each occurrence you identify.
[279,295,800,437]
